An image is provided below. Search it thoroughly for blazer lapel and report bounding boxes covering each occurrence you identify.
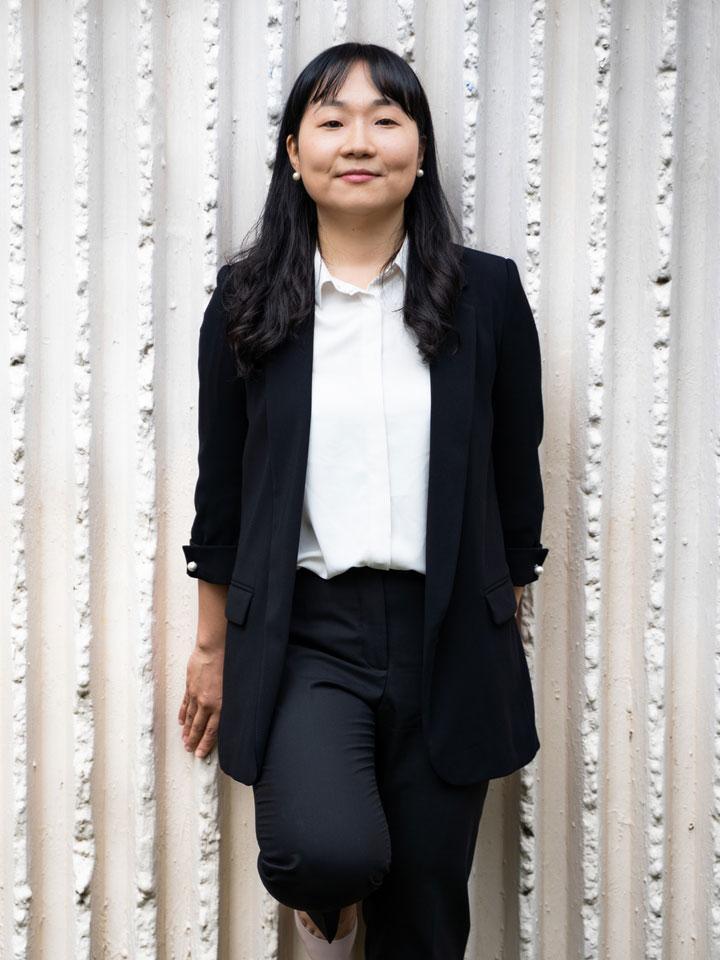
[264,265,476,634]
[424,287,476,633]
[264,315,314,535]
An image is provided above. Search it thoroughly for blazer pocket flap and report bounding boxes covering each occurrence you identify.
[484,576,517,625]
[225,582,254,627]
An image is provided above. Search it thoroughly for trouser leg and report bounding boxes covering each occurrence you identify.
[251,565,490,955]
[252,674,390,941]
[361,715,489,957]
[361,568,491,959]
[252,568,393,943]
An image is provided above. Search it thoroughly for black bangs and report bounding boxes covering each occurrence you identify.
[305,45,419,125]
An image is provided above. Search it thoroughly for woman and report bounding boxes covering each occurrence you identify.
[179,42,549,960]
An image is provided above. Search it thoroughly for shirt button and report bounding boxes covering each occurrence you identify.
[187,561,198,573]
[533,564,543,574]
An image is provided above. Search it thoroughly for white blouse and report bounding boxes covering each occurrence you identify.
[296,232,431,579]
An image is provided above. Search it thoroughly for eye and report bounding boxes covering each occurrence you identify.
[320,118,399,128]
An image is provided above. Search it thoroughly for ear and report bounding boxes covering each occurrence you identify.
[418,134,426,168]
[286,133,298,167]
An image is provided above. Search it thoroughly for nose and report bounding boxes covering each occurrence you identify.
[340,117,376,156]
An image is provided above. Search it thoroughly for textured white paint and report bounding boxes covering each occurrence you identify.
[646,5,677,959]
[516,1,545,957]
[134,0,159,956]
[262,0,285,955]
[8,4,29,960]
[70,4,94,960]
[662,4,719,958]
[582,3,611,958]
[2,2,719,959]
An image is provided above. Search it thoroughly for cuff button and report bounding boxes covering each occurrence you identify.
[533,564,544,574]
[187,561,198,573]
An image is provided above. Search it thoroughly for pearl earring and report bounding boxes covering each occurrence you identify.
[292,170,301,181]
[417,168,424,177]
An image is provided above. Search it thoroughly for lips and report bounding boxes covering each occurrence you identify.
[338,170,379,177]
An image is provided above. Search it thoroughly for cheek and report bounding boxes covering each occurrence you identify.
[384,143,421,173]
[297,133,334,166]
[383,162,419,189]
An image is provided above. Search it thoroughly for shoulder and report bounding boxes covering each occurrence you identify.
[204,263,235,316]
[451,242,513,296]
[454,244,507,276]
[200,264,234,341]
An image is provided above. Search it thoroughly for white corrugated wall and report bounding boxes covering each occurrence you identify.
[2,1,719,958]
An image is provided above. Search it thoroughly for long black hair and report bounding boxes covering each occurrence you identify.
[222,42,466,380]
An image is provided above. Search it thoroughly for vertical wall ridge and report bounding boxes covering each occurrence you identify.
[134,0,159,957]
[518,1,546,958]
[8,0,30,957]
[662,3,719,958]
[581,0,612,957]
[193,4,223,960]
[261,1,285,955]
[645,3,678,957]
[70,1,95,959]
[461,0,480,250]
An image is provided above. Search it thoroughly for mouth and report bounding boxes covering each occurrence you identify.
[338,171,380,182]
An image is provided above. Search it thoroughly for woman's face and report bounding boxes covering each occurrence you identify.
[286,60,425,219]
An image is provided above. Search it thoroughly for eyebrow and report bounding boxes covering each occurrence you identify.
[314,96,398,111]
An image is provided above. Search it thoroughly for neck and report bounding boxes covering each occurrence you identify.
[316,207,405,271]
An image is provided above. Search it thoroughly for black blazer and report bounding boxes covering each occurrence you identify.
[182,245,549,786]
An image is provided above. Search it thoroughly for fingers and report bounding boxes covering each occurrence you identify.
[193,716,219,759]
[182,700,219,758]
[178,689,190,725]
[182,697,197,744]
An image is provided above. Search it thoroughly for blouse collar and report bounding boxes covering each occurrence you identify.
[314,232,409,305]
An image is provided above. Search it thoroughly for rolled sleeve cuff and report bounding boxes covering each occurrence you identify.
[506,546,549,587]
[182,544,237,585]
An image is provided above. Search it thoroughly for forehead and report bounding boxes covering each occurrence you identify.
[309,61,401,111]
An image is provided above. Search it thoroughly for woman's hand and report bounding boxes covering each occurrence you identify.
[179,580,229,759]
[179,643,225,758]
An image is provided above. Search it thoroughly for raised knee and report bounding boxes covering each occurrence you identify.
[257,840,390,908]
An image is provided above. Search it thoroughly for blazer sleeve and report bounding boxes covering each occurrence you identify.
[181,264,247,584]
[491,257,550,586]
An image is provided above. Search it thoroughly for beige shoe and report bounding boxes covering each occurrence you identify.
[294,908,358,959]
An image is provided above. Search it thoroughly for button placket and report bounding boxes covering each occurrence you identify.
[367,289,392,566]
[308,245,409,575]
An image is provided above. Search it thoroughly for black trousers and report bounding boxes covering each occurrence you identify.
[252,565,489,958]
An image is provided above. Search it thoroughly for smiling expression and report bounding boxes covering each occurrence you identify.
[287,60,426,216]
